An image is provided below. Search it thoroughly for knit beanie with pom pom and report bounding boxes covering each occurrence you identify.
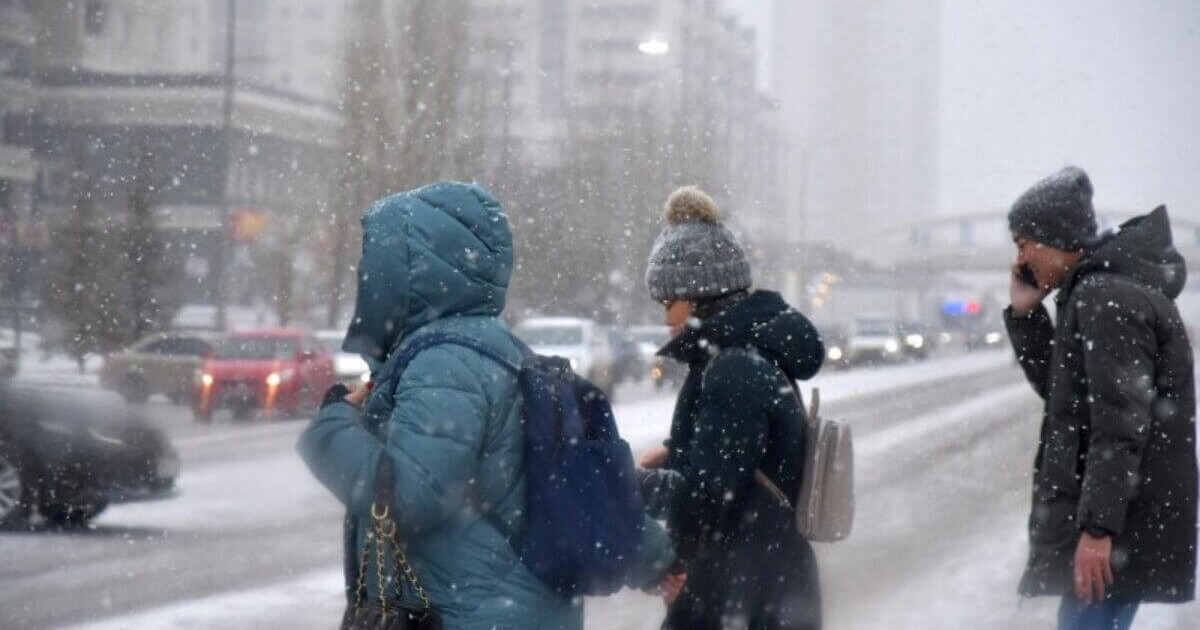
[644,186,752,303]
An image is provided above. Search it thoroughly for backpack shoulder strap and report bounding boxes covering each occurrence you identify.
[373,332,524,529]
[385,332,522,390]
[350,332,523,604]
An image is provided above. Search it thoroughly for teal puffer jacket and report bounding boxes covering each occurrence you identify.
[298,182,673,630]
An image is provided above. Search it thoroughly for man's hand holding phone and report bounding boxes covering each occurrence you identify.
[638,445,669,469]
[1010,263,1050,317]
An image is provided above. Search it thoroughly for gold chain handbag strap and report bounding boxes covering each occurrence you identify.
[349,504,434,620]
[348,339,447,620]
[373,504,432,609]
[352,503,433,616]
[353,528,372,609]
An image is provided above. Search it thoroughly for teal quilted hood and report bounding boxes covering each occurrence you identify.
[343,182,513,362]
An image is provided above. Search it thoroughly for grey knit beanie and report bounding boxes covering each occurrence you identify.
[645,186,752,302]
[1008,166,1098,251]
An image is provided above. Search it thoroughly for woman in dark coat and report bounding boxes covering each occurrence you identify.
[639,187,825,630]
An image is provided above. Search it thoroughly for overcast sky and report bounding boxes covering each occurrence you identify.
[728,1,1200,223]
[938,0,1200,221]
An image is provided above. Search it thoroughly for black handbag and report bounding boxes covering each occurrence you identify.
[340,451,443,630]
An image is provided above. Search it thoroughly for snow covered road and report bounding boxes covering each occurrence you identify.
[2,349,1196,629]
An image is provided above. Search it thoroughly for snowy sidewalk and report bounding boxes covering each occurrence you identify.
[11,343,103,389]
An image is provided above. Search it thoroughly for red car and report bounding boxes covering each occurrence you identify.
[193,330,335,422]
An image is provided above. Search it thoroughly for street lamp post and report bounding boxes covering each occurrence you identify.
[213,0,237,331]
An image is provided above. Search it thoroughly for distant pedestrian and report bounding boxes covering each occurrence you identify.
[298,182,675,630]
[1004,167,1197,630]
[638,186,825,630]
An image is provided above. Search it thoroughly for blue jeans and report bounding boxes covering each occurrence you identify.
[1057,596,1139,630]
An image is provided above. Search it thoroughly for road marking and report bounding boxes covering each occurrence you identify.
[856,382,1032,461]
[810,349,1011,405]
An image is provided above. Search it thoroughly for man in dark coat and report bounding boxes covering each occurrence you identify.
[638,186,826,630]
[1004,166,1197,630]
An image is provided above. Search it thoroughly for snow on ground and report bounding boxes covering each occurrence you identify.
[50,352,1034,630]
[97,451,323,532]
[55,569,345,630]
[855,381,1027,461]
[845,515,1191,630]
[616,349,1012,454]
[29,349,1197,630]
[808,349,1011,403]
[10,332,102,388]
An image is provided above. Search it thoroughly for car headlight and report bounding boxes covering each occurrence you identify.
[828,346,844,361]
[265,369,296,386]
[985,332,1003,345]
[905,334,924,349]
[195,370,214,386]
[884,339,900,353]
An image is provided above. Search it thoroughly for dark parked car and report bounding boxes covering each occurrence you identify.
[897,322,936,361]
[604,325,645,385]
[821,326,852,370]
[0,386,178,528]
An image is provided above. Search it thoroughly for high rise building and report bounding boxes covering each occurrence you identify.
[460,0,778,190]
[773,0,940,255]
[31,0,342,315]
[219,0,346,104]
[459,0,565,172]
[34,1,344,103]
[33,0,189,75]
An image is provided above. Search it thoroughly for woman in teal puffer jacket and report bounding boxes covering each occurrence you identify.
[298,182,674,630]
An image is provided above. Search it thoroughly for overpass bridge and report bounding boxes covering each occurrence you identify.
[878,209,1200,273]
[777,210,1200,331]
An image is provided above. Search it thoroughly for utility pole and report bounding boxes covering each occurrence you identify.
[213,0,237,331]
[499,40,514,185]
[4,201,19,359]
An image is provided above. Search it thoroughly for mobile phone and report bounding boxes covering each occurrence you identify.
[1015,264,1038,288]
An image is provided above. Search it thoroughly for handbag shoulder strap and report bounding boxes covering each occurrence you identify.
[698,345,815,510]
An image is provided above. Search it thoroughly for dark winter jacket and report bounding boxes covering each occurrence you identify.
[298,182,674,630]
[643,290,825,630]
[1005,206,1197,603]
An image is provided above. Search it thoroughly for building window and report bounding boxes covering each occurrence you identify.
[3,112,32,148]
[85,1,108,36]
[0,42,32,79]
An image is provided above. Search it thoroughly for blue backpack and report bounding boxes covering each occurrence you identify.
[381,332,646,597]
